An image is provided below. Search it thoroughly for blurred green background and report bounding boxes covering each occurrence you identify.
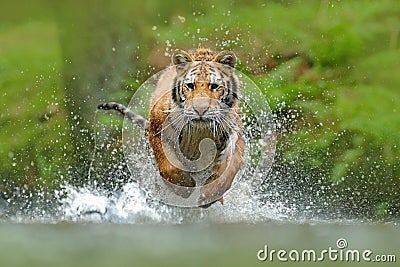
[0,0,399,219]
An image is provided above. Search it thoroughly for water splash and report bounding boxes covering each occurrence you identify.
[55,115,291,224]
[58,183,166,223]
[56,179,295,224]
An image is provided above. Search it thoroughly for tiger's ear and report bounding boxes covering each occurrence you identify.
[172,50,193,65]
[214,51,236,68]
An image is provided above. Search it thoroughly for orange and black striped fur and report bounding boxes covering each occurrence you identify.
[99,48,244,207]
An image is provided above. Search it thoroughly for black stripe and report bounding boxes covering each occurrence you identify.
[209,67,215,72]
[224,93,236,108]
[217,67,229,77]
[231,91,239,100]
[230,76,238,93]
[226,80,231,91]
[97,102,147,129]
[171,76,179,104]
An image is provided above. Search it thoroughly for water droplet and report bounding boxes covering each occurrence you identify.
[177,16,185,23]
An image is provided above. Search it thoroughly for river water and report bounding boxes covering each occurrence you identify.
[0,221,398,267]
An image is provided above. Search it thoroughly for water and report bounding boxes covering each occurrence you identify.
[0,223,398,267]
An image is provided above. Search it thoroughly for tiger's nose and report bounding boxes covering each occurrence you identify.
[192,96,210,116]
[194,106,209,116]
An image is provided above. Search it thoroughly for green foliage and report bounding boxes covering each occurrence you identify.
[0,21,71,192]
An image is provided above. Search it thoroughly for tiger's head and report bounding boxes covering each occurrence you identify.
[170,49,239,120]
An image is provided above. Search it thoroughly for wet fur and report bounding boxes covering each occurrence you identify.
[99,48,244,207]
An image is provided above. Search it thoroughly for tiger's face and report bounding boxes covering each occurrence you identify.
[171,50,239,120]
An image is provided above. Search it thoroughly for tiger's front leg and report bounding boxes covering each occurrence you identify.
[149,131,196,198]
[199,136,244,207]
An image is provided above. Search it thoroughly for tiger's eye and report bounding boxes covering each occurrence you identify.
[210,83,219,90]
[185,83,195,90]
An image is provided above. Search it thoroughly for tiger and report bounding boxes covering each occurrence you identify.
[99,48,244,207]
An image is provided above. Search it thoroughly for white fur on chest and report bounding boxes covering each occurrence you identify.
[189,131,238,186]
